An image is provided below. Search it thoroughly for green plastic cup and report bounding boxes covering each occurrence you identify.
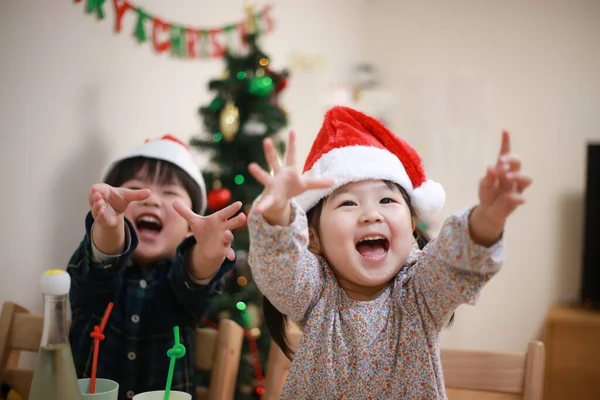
[78,378,119,399]
[132,391,192,400]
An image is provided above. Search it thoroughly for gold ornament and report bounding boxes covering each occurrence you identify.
[219,101,239,141]
[220,69,229,79]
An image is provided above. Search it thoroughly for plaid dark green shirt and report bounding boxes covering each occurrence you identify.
[67,212,234,400]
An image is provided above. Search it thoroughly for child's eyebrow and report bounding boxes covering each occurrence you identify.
[331,182,392,201]
[330,188,349,200]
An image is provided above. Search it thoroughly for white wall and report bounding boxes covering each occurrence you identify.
[0,0,367,313]
[364,0,600,352]
[1,0,599,357]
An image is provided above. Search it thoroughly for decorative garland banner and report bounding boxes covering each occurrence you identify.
[74,0,275,59]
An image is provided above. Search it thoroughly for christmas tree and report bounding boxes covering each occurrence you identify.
[190,4,289,399]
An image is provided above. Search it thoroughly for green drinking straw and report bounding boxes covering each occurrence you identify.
[164,326,186,400]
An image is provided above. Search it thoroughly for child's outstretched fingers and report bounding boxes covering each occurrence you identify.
[247,163,278,212]
[304,176,336,190]
[92,195,108,221]
[258,196,276,214]
[478,130,533,222]
[249,130,334,222]
[283,130,297,167]
[248,162,273,187]
[89,184,151,227]
[222,230,236,260]
[215,201,243,219]
[115,187,152,201]
[173,200,245,235]
[172,199,197,223]
[478,166,499,207]
[108,187,151,213]
[495,132,522,193]
[179,200,245,278]
[499,130,511,157]
[514,173,533,193]
[216,201,246,230]
[481,166,498,189]
[263,137,282,173]
[174,200,243,263]
[283,130,333,190]
[226,212,247,231]
[499,154,522,172]
[222,229,234,244]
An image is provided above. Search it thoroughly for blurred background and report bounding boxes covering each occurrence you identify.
[1,0,599,398]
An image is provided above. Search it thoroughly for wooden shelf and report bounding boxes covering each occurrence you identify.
[543,304,600,400]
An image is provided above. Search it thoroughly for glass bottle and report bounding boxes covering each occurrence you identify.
[29,269,82,400]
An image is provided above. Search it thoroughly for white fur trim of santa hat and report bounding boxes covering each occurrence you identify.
[294,106,445,220]
[103,135,207,215]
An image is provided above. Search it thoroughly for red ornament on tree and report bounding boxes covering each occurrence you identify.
[276,77,288,94]
[266,67,289,95]
[207,179,232,211]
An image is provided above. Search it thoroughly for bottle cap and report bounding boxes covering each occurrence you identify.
[41,269,71,296]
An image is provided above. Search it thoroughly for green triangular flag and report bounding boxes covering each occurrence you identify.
[86,0,105,20]
[134,8,148,43]
[170,26,186,58]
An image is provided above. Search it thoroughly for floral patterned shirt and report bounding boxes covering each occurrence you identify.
[248,200,503,399]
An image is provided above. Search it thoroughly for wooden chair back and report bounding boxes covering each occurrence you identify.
[261,327,302,400]
[442,340,545,400]
[194,320,244,400]
[0,302,42,399]
[0,301,245,400]
[260,324,545,400]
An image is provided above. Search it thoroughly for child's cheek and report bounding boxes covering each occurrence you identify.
[329,217,349,237]
[165,202,180,221]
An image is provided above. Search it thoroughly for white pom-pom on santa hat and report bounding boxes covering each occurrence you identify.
[410,179,446,219]
[295,106,445,220]
[103,134,207,215]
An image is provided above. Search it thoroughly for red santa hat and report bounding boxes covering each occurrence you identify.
[295,106,445,219]
[104,134,207,215]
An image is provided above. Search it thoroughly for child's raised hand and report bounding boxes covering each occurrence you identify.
[248,131,334,220]
[477,131,533,225]
[172,201,247,277]
[88,183,151,228]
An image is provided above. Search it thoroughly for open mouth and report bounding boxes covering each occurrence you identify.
[355,235,390,259]
[135,214,163,237]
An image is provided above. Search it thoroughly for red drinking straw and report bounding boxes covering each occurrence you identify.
[89,302,114,394]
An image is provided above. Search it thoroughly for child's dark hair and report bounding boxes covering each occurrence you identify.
[262,180,454,361]
[104,157,204,214]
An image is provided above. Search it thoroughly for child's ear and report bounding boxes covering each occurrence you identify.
[411,217,417,232]
[308,227,321,255]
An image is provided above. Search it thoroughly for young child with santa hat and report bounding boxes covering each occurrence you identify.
[66,135,246,399]
[247,106,532,398]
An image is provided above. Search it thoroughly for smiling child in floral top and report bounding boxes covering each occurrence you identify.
[247,106,532,398]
